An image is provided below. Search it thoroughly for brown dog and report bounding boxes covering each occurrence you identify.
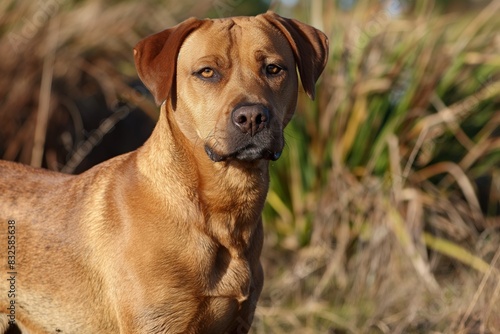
[0,11,328,333]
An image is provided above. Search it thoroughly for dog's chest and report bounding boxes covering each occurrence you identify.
[140,247,255,333]
[204,245,252,302]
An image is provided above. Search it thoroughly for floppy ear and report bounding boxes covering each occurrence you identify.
[261,11,329,100]
[134,18,204,107]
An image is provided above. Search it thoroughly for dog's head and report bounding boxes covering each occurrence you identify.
[134,11,328,163]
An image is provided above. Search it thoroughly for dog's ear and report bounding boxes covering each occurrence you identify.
[134,18,204,107]
[261,11,329,100]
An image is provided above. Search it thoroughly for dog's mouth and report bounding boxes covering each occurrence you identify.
[204,144,282,162]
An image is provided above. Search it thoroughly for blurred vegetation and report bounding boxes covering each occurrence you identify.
[0,0,499,333]
[261,1,500,333]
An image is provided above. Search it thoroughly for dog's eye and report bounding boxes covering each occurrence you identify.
[198,67,215,79]
[266,64,282,75]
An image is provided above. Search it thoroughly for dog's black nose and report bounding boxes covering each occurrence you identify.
[232,105,269,136]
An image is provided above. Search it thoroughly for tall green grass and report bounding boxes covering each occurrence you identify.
[261,1,500,332]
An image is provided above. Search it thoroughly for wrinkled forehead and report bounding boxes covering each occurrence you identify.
[178,16,294,63]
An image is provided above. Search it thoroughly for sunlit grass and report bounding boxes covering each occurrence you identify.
[262,0,500,332]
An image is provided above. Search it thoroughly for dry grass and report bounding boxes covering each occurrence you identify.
[0,0,214,168]
[0,0,499,333]
[259,0,500,333]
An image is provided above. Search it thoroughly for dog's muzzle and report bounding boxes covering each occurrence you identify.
[204,145,282,162]
[204,104,283,162]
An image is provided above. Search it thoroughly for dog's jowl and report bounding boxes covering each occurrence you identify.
[0,11,328,334]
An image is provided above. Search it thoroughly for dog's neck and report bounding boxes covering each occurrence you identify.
[137,104,269,250]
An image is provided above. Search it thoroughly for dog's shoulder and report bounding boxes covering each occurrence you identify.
[0,159,73,186]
